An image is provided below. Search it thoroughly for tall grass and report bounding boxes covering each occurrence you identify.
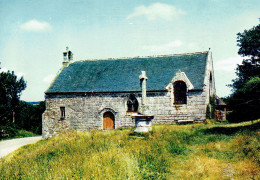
[0,120,259,179]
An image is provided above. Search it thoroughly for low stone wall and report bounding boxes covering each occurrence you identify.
[42,90,206,138]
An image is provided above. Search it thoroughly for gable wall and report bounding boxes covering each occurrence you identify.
[42,90,207,138]
[203,51,216,105]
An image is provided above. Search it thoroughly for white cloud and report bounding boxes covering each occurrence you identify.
[143,40,183,54]
[43,74,55,83]
[20,19,52,32]
[127,3,185,21]
[214,56,243,71]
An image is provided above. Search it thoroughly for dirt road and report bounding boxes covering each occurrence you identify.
[0,136,42,158]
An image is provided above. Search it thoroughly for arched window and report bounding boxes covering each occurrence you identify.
[174,81,187,104]
[127,94,138,112]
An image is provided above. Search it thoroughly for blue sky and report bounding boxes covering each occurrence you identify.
[0,0,259,101]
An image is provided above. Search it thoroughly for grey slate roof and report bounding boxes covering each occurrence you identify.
[46,52,209,93]
[216,96,226,106]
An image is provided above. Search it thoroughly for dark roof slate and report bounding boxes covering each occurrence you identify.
[216,96,226,106]
[46,52,208,93]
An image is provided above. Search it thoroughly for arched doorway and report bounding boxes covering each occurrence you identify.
[103,111,115,130]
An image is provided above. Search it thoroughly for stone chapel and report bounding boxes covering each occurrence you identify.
[42,49,217,138]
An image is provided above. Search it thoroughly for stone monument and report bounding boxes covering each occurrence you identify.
[132,71,154,132]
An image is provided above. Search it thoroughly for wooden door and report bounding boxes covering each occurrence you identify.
[103,112,115,130]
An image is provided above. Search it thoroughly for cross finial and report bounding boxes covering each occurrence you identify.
[139,71,148,80]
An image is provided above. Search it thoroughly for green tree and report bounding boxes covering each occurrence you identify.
[228,77,260,122]
[0,70,26,126]
[0,64,45,137]
[16,101,45,134]
[237,24,260,59]
[227,22,260,122]
[230,23,260,91]
[16,101,43,134]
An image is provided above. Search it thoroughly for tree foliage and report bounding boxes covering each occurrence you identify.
[231,60,260,91]
[228,77,260,122]
[227,22,260,122]
[237,24,260,59]
[0,65,45,137]
[0,70,26,126]
[15,101,45,134]
[206,94,216,119]
[230,23,260,91]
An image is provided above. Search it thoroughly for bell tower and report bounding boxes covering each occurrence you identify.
[63,47,73,67]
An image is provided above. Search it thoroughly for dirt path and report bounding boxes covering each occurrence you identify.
[0,136,42,158]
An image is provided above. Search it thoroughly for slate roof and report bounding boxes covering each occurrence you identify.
[46,51,209,93]
[216,96,226,106]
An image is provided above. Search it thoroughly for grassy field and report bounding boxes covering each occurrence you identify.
[0,120,259,179]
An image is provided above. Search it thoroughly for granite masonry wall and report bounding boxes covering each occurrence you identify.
[42,52,215,138]
[42,89,207,138]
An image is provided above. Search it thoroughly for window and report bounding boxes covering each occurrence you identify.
[68,51,72,60]
[60,107,65,119]
[209,72,213,100]
[127,94,138,112]
[174,81,187,104]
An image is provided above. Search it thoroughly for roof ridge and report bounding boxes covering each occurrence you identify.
[72,51,209,63]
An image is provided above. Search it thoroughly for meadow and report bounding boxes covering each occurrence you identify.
[0,120,259,179]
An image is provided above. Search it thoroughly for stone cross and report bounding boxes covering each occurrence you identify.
[139,71,148,105]
[133,71,154,132]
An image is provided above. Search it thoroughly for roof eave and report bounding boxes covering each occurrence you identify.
[45,89,203,95]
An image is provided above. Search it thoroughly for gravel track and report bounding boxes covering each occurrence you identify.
[0,136,42,158]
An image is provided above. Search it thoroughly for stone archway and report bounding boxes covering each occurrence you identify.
[103,111,115,130]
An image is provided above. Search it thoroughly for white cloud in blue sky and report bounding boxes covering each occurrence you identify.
[215,56,243,72]
[127,3,185,21]
[20,19,52,32]
[0,0,259,101]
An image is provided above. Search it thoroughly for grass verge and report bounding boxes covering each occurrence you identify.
[0,120,259,179]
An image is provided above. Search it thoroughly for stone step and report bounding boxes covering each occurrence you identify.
[177,120,194,124]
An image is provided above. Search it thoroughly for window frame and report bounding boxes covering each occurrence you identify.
[126,94,139,113]
[60,107,65,119]
[173,81,187,105]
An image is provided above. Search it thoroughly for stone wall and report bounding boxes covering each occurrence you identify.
[42,90,207,138]
[42,51,216,138]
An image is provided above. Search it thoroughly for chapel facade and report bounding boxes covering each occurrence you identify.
[42,49,216,138]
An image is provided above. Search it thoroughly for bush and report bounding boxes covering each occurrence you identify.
[206,94,216,119]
